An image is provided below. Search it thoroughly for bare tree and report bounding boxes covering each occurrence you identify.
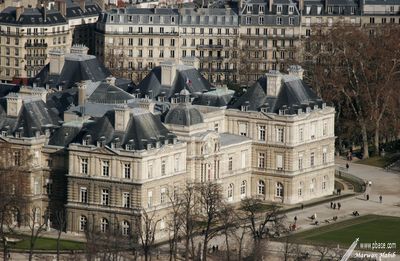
[196,182,223,261]
[303,23,400,158]
[240,198,286,261]
[27,207,48,261]
[136,208,160,261]
[54,208,67,261]
[218,203,237,261]
[167,187,183,261]
[179,183,198,261]
[0,143,31,261]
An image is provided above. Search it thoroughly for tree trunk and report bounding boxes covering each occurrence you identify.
[202,232,208,261]
[56,232,61,261]
[225,231,230,261]
[361,122,369,159]
[374,121,380,156]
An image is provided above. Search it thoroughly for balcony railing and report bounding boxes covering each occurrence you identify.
[196,44,224,50]
[25,43,48,48]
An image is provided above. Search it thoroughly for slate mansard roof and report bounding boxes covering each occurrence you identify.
[230,70,324,114]
[137,64,212,100]
[49,108,176,150]
[0,96,61,138]
[179,7,239,27]
[0,7,67,25]
[99,7,179,25]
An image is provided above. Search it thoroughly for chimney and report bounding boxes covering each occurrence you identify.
[265,70,282,97]
[160,61,176,87]
[325,0,328,13]
[299,0,304,12]
[287,65,304,80]
[79,0,86,12]
[106,76,116,86]
[15,2,24,21]
[114,106,130,131]
[6,93,23,117]
[48,49,65,75]
[42,5,47,21]
[78,81,87,106]
[56,0,67,17]
[269,0,273,12]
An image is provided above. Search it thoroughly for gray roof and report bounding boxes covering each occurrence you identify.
[137,65,212,100]
[180,7,239,26]
[192,87,235,107]
[165,103,204,126]
[99,7,179,25]
[0,97,61,137]
[49,108,176,150]
[302,0,361,16]
[87,82,135,104]
[0,7,67,25]
[230,73,323,114]
[219,133,251,146]
[65,0,102,18]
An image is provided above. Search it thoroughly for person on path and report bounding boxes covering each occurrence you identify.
[338,202,341,210]
[333,203,336,210]
[330,202,333,208]
[294,216,298,224]
[346,163,349,171]
[379,195,382,203]
[366,194,370,201]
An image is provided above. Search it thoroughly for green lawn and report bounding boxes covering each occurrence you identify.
[9,235,84,250]
[288,215,400,252]
[355,156,388,168]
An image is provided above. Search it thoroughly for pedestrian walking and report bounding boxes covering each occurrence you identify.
[379,195,382,203]
[338,202,341,210]
[294,216,298,224]
[333,203,336,210]
[301,203,304,210]
[346,163,349,171]
[330,201,333,208]
[366,194,369,201]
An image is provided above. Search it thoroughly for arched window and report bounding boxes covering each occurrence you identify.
[122,220,130,236]
[322,175,328,190]
[227,183,234,201]
[240,180,247,198]
[310,178,316,193]
[258,180,265,195]
[80,216,87,232]
[298,181,303,197]
[276,182,284,197]
[100,218,109,233]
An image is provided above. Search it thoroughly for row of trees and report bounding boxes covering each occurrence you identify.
[303,24,400,159]
[80,182,287,261]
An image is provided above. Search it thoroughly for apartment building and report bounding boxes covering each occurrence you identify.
[96,0,399,85]
[0,0,101,83]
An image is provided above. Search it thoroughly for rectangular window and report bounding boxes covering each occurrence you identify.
[310,152,315,167]
[239,122,248,136]
[323,122,328,136]
[276,154,283,170]
[147,190,153,207]
[258,125,266,141]
[228,157,233,171]
[161,159,166,176]
[81,158,88,174]
[298,153,303,170]
[80,187,88,203]
[101,189,109,206]
[258,152,266,168]
[160,188,167,204]
[322,147,327,164]
[123,192,130,208]
[277,127,284,143]
[311,122,316,139]
[299,127,304,142]
[124,163,131,179]
[148,162,153,178]
[174,154,180,172]
[13,151,21,166]
[102,161,109,176]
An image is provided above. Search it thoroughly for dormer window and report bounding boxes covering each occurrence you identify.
[322,103,326,109]
[1,131,7,137]
[289,6,294,14]
[279,109,286,115]
[15,132,21,138]
[306,107,311,113]
[317,6,322,14]
[306,6,311,14]
[328,6,333,14]
[241,105,249,112]
[297,108,303,114]
[259,5,264,13]
[247,5,253,13]
[314,105,319,110]
[350,6,355,14]
[277,5,283,14]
